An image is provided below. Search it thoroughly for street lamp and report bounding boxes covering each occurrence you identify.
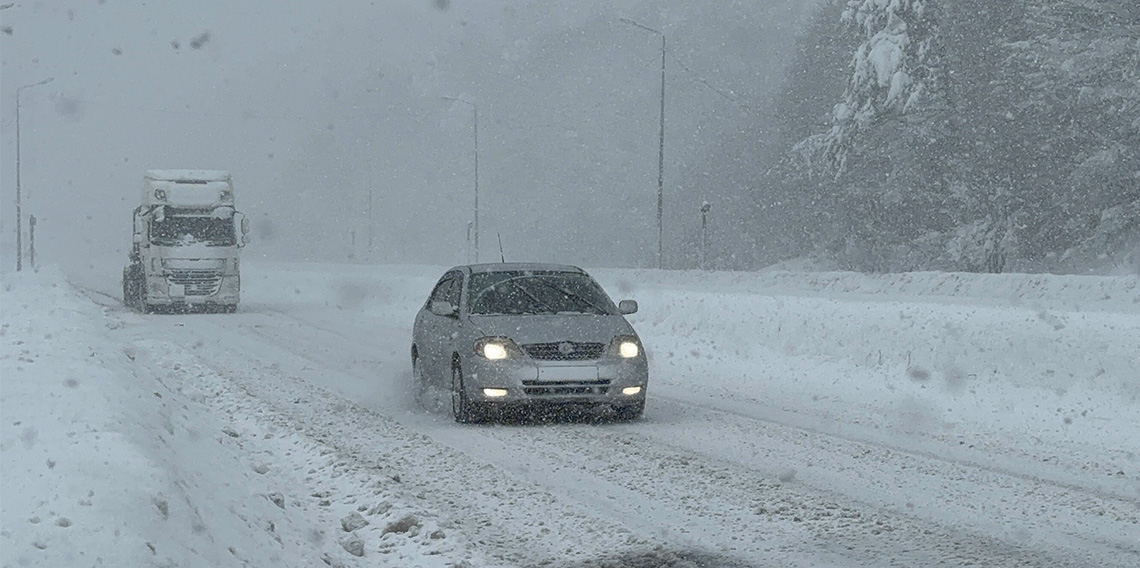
[442,96,479,264]
[619,18,666,270]
[15,76,54,272]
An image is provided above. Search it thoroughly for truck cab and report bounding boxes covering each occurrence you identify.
[122,170,249,313]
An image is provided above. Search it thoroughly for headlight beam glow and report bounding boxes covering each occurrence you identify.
[619,341,640,358]
[482,342,509,360]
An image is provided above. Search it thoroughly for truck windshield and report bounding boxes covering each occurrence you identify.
[150,215,235,246]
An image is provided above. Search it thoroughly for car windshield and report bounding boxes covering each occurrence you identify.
[150,214,235,246]
[467,270,618,316]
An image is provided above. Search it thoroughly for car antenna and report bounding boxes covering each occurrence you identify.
[498,233,506,263]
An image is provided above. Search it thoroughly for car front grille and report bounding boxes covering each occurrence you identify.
[522,379,611,396]
[521,341,606,361]
[168,270,223,296]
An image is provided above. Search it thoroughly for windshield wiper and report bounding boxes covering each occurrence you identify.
[471,275,558,315]
[523,278,609,315]
[507,279,559,314]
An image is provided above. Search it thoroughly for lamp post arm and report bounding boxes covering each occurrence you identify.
[618,17,661,36]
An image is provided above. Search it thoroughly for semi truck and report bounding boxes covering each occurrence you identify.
[122,170,249,313]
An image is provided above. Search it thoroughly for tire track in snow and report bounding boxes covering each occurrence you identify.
[180,308,1130,567]
[148,313,716,567]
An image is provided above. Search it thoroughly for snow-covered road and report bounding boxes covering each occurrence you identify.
[3,263,1138,567]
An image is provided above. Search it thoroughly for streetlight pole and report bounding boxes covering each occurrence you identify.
[14,76,54,272]
[619,18,665,270]
[442,96,479,264]
[700,201,711,271]
[367,186,374,259]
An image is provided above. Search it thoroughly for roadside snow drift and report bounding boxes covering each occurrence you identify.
[1,268,490,568]
[3,263,1138,567]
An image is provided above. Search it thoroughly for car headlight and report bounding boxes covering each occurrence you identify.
[610,335,642,358]
[474,337,523,360]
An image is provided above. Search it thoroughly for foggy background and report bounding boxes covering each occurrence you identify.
[1,0,816,281]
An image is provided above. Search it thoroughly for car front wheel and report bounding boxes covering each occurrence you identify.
[451,363,484,424]
[614,400,645,421]
[412,352,429,404]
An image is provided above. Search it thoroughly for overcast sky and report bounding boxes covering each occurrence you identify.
[1,0,816,279]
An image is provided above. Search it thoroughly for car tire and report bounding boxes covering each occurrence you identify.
[412,352,429,405]
[614,400,645,421]
[451,363,484,424]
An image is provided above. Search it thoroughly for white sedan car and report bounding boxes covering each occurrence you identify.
[412,263,648,423]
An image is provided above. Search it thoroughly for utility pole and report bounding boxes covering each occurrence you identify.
[466,221,473,264]
[14,77,54,271]
[367,186,374,259]
[619,19,666,269]
[700,201,711,271]
[28,215,37,271]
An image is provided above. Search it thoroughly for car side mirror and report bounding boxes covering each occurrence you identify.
[430,300,458,317]
[618,300,638,315]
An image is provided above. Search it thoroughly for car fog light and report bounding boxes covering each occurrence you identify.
[482,388,508,398]
[621,386,642,396]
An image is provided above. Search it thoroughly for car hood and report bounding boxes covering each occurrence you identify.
[467,314,636,345]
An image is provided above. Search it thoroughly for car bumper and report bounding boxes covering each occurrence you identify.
[464,356,648,406]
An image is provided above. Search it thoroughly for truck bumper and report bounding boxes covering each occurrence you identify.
[147,274,240,307]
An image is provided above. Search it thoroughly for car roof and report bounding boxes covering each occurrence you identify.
[447,262,586,275]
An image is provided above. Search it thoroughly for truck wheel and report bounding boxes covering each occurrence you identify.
[139,289,155,314]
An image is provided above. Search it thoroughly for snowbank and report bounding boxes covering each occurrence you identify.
[1,268,301,565]
[1,268,482,567]
[593,267,1140,311]
[589,267,1140,498]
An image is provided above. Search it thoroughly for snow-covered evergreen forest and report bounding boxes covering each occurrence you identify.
[759,0,1139,274]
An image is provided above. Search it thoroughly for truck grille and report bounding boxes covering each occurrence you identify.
[168,270,223,296]
[521,341,606,361]
[522,379,611,396]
